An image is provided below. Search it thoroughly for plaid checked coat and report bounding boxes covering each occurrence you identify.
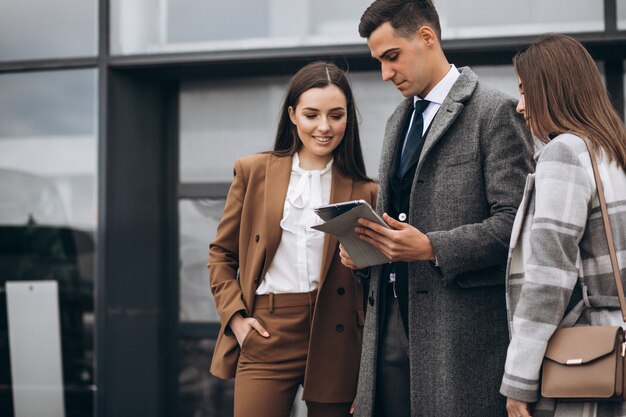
[500,133,626,417]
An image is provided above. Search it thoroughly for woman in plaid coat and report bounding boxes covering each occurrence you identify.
[499,35,626,417]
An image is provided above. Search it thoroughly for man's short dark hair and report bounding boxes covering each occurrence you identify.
[359,0,441,41]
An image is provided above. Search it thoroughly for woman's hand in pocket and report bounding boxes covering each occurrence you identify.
[228,313,270,347]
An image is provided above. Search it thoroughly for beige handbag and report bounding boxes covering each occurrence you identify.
[541,141,626,401]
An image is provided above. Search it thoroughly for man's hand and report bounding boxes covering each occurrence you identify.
[228,313,269,347]
[355,213,436,262]
[339,244,359,270]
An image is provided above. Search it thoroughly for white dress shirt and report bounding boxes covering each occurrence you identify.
[400,64,460,267]
[256,153,332,295]
[402,64,461,153]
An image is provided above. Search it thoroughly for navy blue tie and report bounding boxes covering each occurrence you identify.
[399,99,430,178]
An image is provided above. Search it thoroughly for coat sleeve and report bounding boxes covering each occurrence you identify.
[208,159,249,329]
[426,98,534,284]
[499,140,592,402]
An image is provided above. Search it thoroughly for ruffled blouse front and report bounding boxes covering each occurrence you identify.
[256,153,332,294]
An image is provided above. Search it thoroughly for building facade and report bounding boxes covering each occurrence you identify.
[1,1,625,416]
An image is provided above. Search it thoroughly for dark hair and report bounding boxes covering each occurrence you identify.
[271,61,372,182]
[359,0,441,41]
[514,34,626,169]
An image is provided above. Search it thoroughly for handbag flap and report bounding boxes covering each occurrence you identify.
[544,326,622,365]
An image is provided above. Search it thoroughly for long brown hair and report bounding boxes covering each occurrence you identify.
[514,34,626,169]
[271,61,372,182]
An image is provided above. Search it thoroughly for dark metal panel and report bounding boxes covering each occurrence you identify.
[605,0,617,32]
[95,1,109,416]
[605,59,625,120]
[99,69,176,417]
[105,72,167,308]
[162,85,181,417]
[0,57,98,74]
[103,313,160,417]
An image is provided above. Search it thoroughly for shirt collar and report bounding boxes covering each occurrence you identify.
[292,152,333,175]
[414,64,460,107]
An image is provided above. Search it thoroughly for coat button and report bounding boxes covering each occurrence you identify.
[337,287,345,295]
[398,213,407,221]
[255,234,260,242]
[336,324,344,333]
[369,295,375,306]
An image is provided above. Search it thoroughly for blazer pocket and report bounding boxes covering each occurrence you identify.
[443,151,476,167]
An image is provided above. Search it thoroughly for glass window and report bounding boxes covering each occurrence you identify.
[0,69,97,416]
[349,72,407,176]
[179,67,533,184]
[111,0,372,55]
[438,0,603,39]
[179,339,309,417]
[179,199,225,322]
[472,65,518,100]
[179,76,288,182]
[0,0,97,61]
[619,0,626,30]
[179,339,234,417]
[112,0,603,55]
[179,72,400,183]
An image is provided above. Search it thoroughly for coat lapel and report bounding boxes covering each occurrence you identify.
[378,99,413,214]
[318,164,353,288]
[416,67,478,174]
[262,154,292,278]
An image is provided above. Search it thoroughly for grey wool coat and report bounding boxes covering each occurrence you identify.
[354,67,534,417]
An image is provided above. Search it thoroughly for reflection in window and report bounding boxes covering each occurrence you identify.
[179,76,288,182]
[349,72,406,176]
[179,199,225,322]
[179,339,234,417]
[178,339,307,417]
[472,66,518,100]
[619,0,626,30]
[0,69,97,417]
[0,70,97,228]
[179,65,563,184]
[112,0,603,55]
[0,0,97,61]
[111,0,371,54]
[179,72,400,182]
[438,0,603,39]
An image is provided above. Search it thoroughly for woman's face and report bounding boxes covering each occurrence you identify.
[288,84,347,169]
[516,75,534,136]
[516,76,526,117]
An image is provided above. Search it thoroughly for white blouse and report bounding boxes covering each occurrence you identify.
[256,153,332,295]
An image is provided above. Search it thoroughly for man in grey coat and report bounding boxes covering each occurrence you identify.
[339,1,534,416]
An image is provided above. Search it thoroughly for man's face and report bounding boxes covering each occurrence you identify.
[367,21,433,98]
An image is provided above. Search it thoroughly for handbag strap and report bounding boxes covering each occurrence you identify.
[583,139,626,322]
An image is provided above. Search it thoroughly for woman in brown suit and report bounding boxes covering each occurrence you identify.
[208,61,378,417]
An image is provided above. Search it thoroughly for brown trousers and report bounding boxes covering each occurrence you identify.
[234,291,351,417]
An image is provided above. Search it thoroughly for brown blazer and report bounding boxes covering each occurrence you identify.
[209,153,378,403]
